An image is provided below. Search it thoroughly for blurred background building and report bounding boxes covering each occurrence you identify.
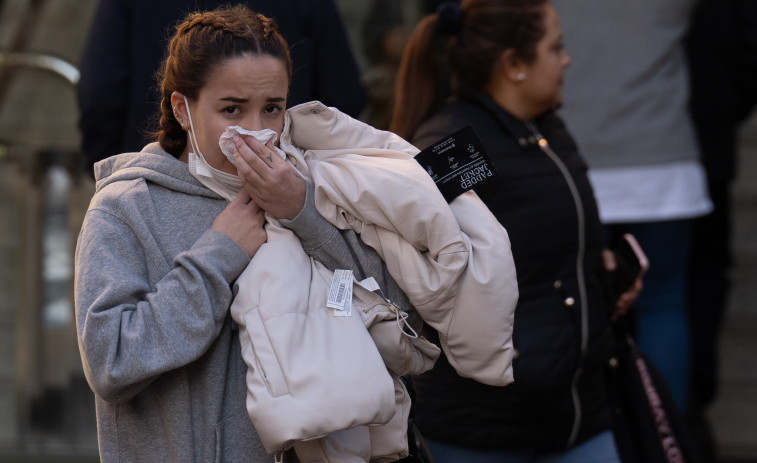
[0,0,755,461]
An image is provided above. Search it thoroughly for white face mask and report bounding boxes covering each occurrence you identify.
[183,96,243,202]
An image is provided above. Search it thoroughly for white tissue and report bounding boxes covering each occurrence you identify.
[218,126,284,166]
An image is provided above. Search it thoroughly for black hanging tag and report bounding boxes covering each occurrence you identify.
[414,125,497,202]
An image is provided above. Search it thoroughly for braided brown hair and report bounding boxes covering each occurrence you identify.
[154,4,292,157]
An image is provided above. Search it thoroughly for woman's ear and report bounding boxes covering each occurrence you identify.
[498,49,527,83]
[171,91,188,128]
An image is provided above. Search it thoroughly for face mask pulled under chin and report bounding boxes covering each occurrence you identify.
[187,152,242,202]
[182,96,242,202]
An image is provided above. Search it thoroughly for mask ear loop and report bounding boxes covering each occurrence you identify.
[183,96,203,159]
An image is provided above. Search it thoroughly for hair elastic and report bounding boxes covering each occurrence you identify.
[437,2,463,35]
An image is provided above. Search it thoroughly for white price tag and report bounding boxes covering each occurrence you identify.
[327,269,353,316]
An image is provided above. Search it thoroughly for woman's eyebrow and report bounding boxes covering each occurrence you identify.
[220,96,248,103]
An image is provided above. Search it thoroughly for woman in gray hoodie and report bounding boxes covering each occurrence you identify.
[74,5,397,462]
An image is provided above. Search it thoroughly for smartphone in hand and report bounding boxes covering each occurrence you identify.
[607,233,649,302]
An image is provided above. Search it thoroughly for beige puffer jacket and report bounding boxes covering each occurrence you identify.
[283,101,518,385]
[231,101,518,462]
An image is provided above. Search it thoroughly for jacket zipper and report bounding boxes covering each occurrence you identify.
[527,123,589,448]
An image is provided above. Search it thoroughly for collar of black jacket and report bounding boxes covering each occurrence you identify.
[451,89,554,148]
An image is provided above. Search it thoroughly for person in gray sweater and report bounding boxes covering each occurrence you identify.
[553,0,712,412]
[74,5,410,462]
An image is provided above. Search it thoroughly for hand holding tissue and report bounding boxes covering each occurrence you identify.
[219,126,286,166]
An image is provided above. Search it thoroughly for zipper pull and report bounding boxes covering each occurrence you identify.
[525,122,548,147]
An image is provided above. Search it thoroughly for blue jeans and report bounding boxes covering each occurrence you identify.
[426,430,621,463]
[605,219,693,412]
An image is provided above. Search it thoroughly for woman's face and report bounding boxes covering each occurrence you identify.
[177,54,289,174]
[519,5,570,114]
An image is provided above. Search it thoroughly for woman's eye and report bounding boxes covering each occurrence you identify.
[264,105,282,115]
[224,105,240,115]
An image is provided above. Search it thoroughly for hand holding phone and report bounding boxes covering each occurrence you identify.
[611,233,649,295]
[604,233,649,318]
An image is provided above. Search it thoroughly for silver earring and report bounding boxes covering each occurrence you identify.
[517,73,526,81]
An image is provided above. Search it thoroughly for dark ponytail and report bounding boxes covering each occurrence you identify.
[389,13,446,140]
[391,0,548,140]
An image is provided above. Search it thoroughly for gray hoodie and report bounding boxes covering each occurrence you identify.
[75,142,415,462]
[75,143,269,462]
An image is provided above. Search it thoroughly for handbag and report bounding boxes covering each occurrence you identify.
[607,319,700,463]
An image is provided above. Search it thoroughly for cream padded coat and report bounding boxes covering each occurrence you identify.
[230,101,518,461]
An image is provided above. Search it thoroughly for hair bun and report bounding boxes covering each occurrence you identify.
[437,2,463,35]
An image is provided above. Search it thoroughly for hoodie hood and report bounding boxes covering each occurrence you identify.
[94,142,221,200]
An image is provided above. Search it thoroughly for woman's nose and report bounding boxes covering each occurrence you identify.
[243,115,263,131]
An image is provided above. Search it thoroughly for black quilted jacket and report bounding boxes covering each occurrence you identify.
[410,91,615,450]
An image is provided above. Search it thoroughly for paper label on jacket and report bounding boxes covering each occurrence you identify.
[415,125,497,202]
[327,269,353,316]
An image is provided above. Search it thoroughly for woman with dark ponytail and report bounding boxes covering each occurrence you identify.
[392,1,641,461]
